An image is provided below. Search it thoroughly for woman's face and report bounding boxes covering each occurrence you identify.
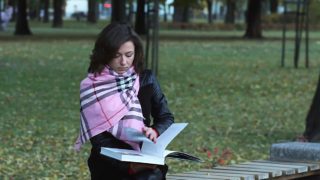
[109,41,135,74]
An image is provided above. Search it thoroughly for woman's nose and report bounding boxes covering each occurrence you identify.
[119,56,126,65]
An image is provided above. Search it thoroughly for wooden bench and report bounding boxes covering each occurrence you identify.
[167,142,320,180]
[167,160,320,180]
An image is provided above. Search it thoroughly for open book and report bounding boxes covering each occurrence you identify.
[100,123,202,165]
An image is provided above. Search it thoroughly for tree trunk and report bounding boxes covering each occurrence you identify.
[162,2,167,22]
[52,0,63,28]
[87,0,97,23]
[111,0,126,23]
[29,6,37,20]
[173,6,183,22]
[270,0,278,14]
[244,0,263,39]
[303,75,320,142]
[127,0,134,26]
[14,0,32,35]
[43,0,49,23]
[10,0,17,22]
[135,0,146,35]
[173,1,190,23]
[182,4,190,23]
[225,0,236,24]
[206,0,213,24]
[37,1,42,21]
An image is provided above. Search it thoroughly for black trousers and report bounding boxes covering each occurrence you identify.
[88,149,168,180]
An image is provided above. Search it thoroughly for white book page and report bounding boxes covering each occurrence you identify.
[141,123,188,157]
[163,150,175,157]
[101,147,165,165]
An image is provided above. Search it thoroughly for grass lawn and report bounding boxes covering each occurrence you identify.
[1,21,320,179]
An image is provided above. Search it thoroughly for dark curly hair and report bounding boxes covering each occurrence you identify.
[88,22,144,74]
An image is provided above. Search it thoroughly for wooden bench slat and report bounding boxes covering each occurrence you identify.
[194,169,256,180]
[166,176,191,180]
[167,174,227,180]
[271,169,320,180]
[244,161,308,173]
[200,168,268,180]
[184,171,244,180]
[242,162,297,175]
[212,166,271,179]
[185,171,243,180]
[253,159,320,171]
[252,160,310,171]
[230,164,284,176]
[166,160,320,179]
[168,172,237,180]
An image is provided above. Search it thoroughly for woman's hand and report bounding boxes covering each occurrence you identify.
[143,127,158,143]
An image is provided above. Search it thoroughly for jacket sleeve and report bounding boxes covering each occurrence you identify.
[149,73,174,135]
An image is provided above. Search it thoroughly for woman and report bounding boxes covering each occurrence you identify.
[74,22,174,180]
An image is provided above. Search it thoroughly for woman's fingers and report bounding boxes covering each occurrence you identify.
[143,127,157,143]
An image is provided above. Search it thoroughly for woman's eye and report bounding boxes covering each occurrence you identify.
[126,53,134,57]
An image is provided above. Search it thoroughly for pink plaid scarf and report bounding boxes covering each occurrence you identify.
[74,66,145,151]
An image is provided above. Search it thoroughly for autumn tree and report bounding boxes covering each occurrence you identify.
[14,0,32,35]
[244,0,263,39]
[161,0,168,22]
[225,0,236,24]
[172,0,199,23]
[135,0,146,34]
[111,0,126,23]
[52,0,63,27]
[270,0,278,13]
[43,0,50,23]
[29,0,41,20]
[206,0,213,24]
[87,0,98,23]
[127,0,134,25]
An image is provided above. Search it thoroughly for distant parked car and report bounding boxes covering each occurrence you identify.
[71,11,86,21]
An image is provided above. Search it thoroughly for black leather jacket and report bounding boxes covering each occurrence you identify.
[88,69,174,176]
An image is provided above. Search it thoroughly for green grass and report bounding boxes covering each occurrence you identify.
[1,22,320,179]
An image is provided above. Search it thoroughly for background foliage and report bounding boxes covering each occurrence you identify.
[1,23,320,179]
